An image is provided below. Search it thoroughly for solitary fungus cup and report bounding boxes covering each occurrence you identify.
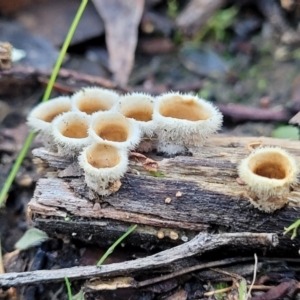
[116,93,157,152]
[78,142,128,195]
[89,111,142,150]
[72,87,119,115]
[27,96,72,149]
[153,92,223,155]
[52,112,91,157]
[238,146,299,212]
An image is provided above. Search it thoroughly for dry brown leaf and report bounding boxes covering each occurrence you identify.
[92,0,144,86]
[130,152,159,172]
[143,158,158,172]
[289,111,300,125]
[176,0,224,36]
[130,152,147,161]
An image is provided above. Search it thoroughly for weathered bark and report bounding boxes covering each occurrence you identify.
[28,136,300,253]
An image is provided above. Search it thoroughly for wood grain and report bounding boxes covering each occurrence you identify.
[28,136,300,252]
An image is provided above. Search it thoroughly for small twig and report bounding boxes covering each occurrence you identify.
[210,268,243,280]
[137,257,253,288]
[204,284,283,297]
[204,286,234,296]
[217,103,291,122]
[246,253,258,299]
[0,66,130,93]
[0,232,277,287]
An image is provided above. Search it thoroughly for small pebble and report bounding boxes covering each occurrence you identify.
[176,191,182,197]
[169,231,179,240]
[165,197,172,204]
[181,235,188,242]
[157,231,164,239]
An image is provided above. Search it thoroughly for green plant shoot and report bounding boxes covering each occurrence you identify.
[0,0,89,207]
[97,224,137,266]
[284,219,300,239]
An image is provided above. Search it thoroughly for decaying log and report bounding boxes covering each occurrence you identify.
[0,232,277,287]
[28,136,300,253]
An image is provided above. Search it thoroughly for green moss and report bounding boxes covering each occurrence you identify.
[149,171,165,178]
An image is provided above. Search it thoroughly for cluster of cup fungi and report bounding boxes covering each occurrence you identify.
[27,87,299,212]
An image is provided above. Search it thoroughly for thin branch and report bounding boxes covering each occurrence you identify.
[0,232,277,287]
[0,66,130,93]
[137,257,253,288]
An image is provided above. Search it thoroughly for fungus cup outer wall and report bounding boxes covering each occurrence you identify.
[116,92,157,136]
[89,111,142,151]
[153,92,223,150]
[51,111,92,155]
[27,96,72,150]
[71,86,119,115]
[78,142,129,195]
[238,146,299,212]
[27,96,72,133]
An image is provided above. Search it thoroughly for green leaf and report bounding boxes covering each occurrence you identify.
[213,282,228,300]
[272,125,299,140]
[72,289,85,300]
[14,228,49,250]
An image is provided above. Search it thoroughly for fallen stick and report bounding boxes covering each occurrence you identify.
[0,66,130,93]
[217,103,291,122]
[0,232,277,287]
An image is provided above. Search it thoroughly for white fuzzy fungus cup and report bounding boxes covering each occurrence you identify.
[72,87,119,115]
[52,112,91,157]
[89,111,142,150]
[78,142,128,195]
[27,96,72,149]
[238,147,299,212]
[153,92,223,155]
[117,93,157,152]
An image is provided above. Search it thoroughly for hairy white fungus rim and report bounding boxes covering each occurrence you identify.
[117,92,156,136]
[71,87,119,115]
[52,111,91,150]
[89,111,142,150]
[27,96,72,133]
[238,146,299,195]
[78,142,128,181]
[153,92,223,146]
